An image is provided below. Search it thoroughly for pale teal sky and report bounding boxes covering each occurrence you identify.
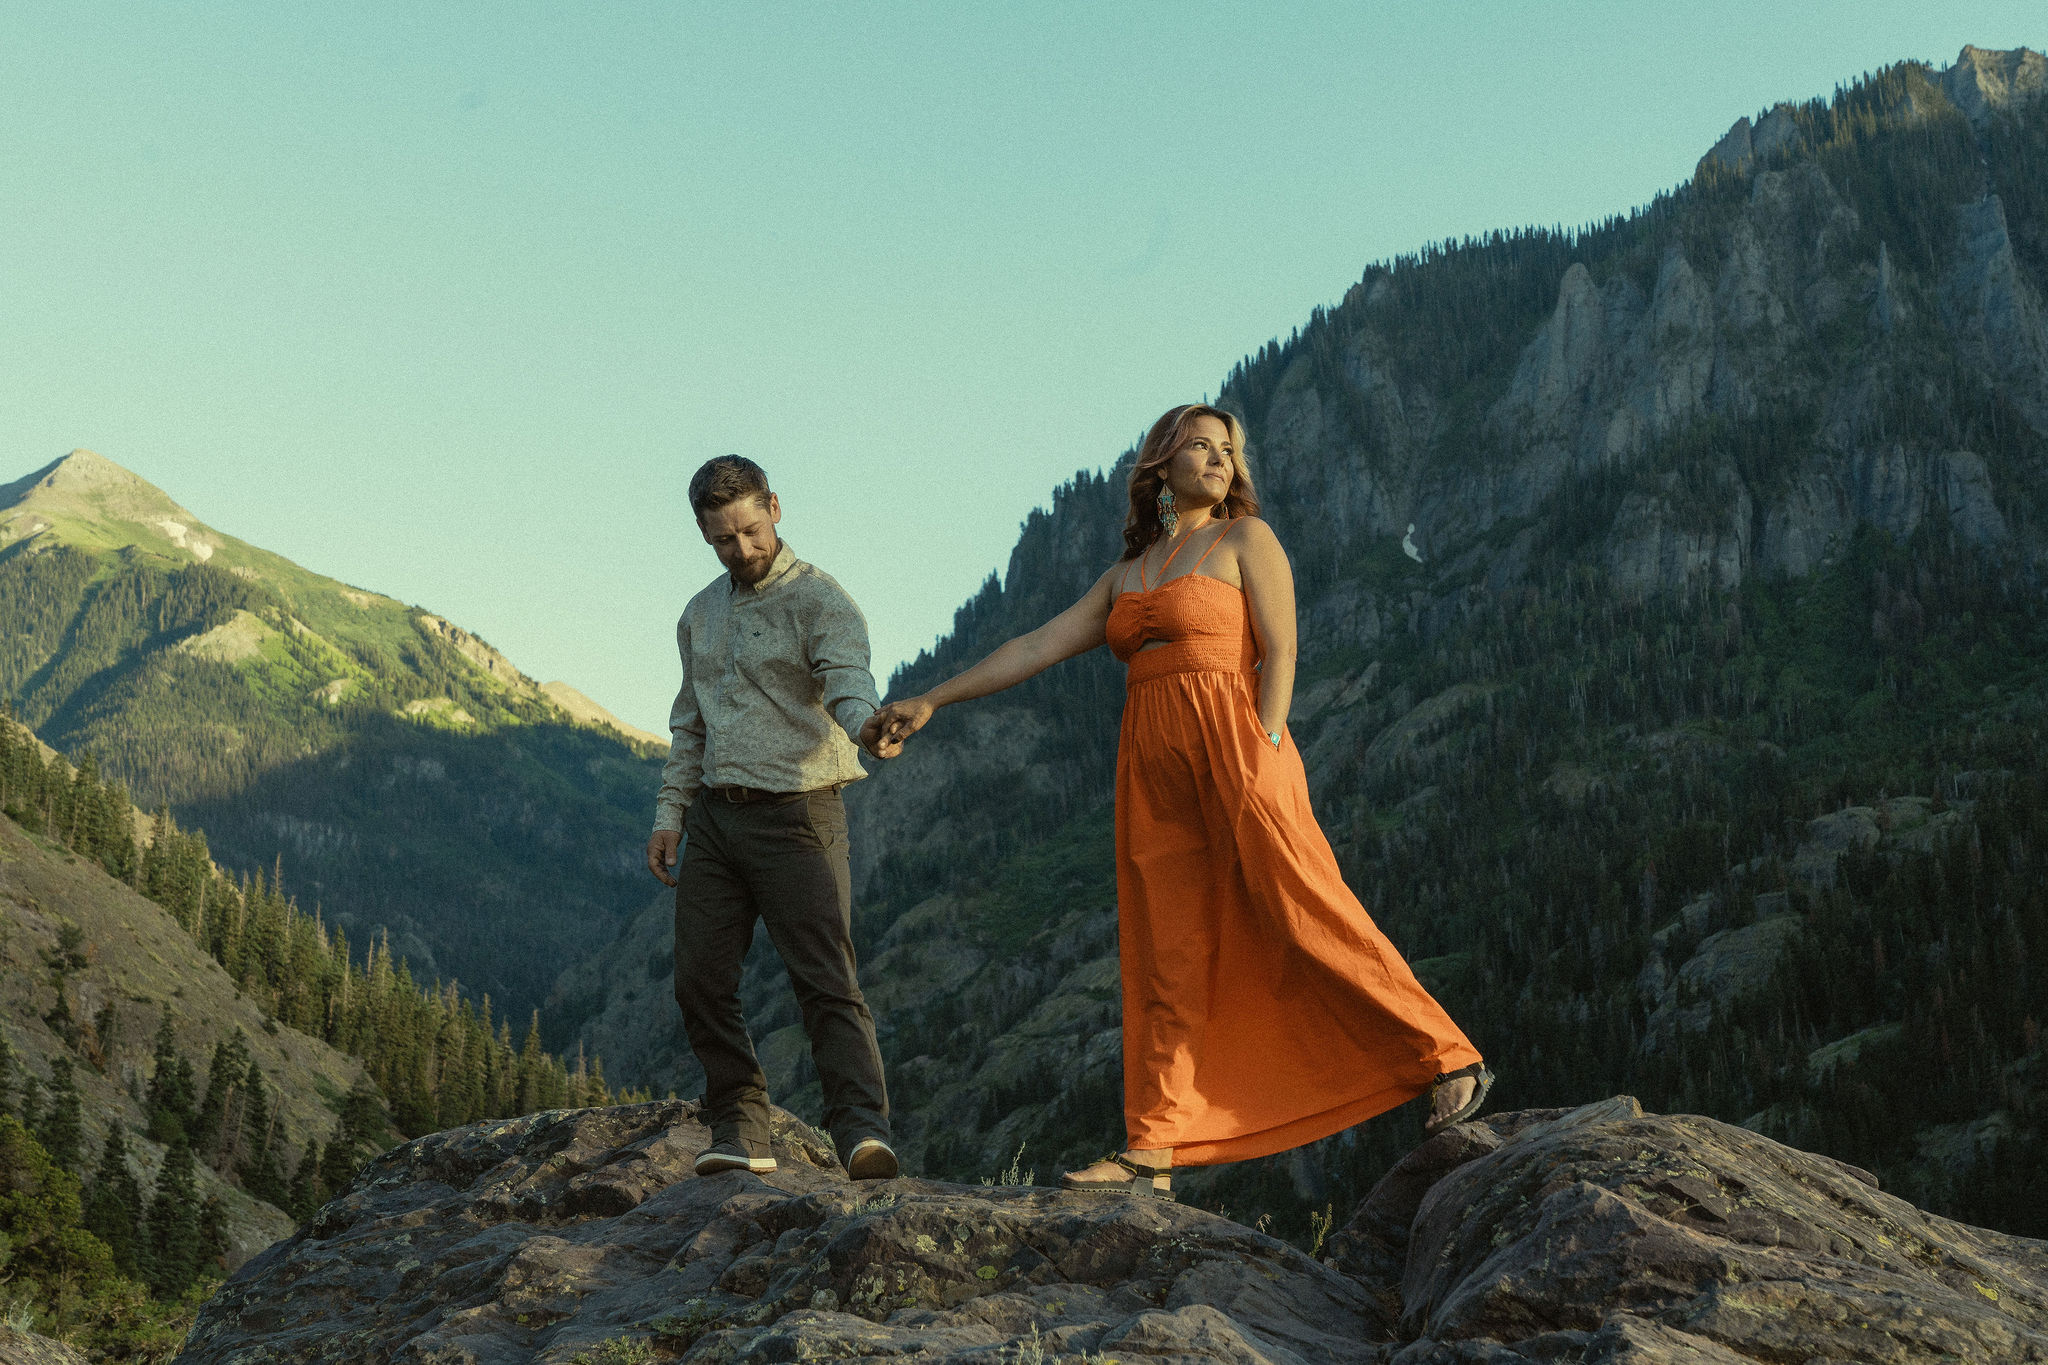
[2,3,2038,731]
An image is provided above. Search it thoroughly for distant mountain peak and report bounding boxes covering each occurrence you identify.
[6,447,187,511]
[1944,45,2048,126]
[0,447,217,561]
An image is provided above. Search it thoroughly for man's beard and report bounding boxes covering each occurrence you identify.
[730,545,777,584]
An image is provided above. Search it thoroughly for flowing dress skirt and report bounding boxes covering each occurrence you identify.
[1115,662,1482,1165]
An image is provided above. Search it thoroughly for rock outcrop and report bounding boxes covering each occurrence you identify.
[181,1096,2048,1363]
[178,1099,1384,1364]
[1335,1095,2048,1362]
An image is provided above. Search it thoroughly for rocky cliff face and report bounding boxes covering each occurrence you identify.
[556,46,2048,1245]
[179,1096,2048,1363]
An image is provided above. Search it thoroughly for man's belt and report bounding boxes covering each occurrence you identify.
[705,783,799,804]
[705,783,843,804]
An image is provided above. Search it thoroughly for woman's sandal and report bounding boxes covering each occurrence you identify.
[1423,1063,1496,1137]
[1060,1153,1175,1200]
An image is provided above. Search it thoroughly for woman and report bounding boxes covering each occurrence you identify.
[863,404,1491,1198]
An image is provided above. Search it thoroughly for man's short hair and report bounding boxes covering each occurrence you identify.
[689,456,772,521]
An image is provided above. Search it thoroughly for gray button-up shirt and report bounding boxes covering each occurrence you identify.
[653,541,879,833]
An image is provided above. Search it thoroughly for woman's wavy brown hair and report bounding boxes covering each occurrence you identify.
[1121,404,1258,560]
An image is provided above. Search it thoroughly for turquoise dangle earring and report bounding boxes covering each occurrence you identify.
[1156,486,1179,537]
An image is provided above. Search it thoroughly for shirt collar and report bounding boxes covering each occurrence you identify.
[733,540,799,595]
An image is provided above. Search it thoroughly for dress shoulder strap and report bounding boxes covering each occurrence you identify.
[1189,520,1233,575]
[1143,532,1190,591]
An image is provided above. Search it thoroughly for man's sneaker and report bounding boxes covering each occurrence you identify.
[846,1137,899,1181]
[694,1140,776,1175]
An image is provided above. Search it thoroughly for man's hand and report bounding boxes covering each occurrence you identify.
[646,828,681,886]
[858,710,897,759]
[861,696,935,759]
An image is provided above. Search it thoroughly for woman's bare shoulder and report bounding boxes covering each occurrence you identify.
[1091,558,1136,600]
[1225,515,1283,550]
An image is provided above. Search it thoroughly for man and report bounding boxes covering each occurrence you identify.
[646,455,897,1180]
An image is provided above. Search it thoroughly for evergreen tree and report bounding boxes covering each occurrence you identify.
[38,1056,84,1175]
[0,1030,14,1118]
[140,805,172,902]
[319,1082,386,1195]
[491,1016,515,1115]
[144,1133,201,1298]
[194,1028,252,1160]
[88,999,119,1074]
[316,1118,358,1199]
[515,1011,546,1114]
[82,1121,145,1278]
[199,1193,229,1274]
[0,1115,120,1310]
[67,757,99,852]
[287,1140,323,1222]
[42,976,78,1047]
[17,1072,42,1134]
[173,1054,199,1131]
[144,1004,189,1143]
[237,1060,288,1208]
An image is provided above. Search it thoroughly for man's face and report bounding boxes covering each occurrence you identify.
[700,493,783,584]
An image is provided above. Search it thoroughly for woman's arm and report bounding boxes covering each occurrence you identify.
[862,564,1122,756]
[1235,518,1298,740]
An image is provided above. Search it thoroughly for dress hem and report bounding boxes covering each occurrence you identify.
[1135,1043,1485,1167]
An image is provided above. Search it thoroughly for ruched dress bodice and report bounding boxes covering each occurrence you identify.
[1106,574,1261,684]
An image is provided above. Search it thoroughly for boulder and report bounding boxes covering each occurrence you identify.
[1338,1097,2048,1363]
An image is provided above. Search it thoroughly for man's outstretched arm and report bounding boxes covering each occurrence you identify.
[807,582,882,753]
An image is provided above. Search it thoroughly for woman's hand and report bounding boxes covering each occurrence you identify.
[861,696,935,758]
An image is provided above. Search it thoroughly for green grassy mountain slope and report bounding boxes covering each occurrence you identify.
[0,450,663,1027]
[561,46,2048,1240]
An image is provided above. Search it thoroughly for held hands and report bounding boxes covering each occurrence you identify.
[859,696,936,759]
[646,828,681,886]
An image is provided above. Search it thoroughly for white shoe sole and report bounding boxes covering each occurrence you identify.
[694,1150,777,1175]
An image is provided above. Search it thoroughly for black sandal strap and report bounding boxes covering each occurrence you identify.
[1112,1153,1173,1192]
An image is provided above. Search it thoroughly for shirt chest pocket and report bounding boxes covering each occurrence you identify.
[728,611,815,693]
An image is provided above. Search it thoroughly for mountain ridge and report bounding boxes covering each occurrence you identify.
[1,448,664,751]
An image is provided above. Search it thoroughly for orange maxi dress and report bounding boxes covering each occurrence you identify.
[1107,534,1483,1166]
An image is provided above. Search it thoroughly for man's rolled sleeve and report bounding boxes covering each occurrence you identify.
[808,586,880,745]
[654,618,706,833]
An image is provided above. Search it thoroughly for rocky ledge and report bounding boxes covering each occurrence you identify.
[177,1096,2048,1363]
